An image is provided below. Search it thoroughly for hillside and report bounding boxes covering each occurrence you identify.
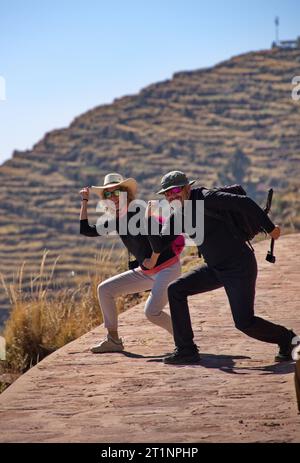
[0,47,300,322]
[0,235,299,443]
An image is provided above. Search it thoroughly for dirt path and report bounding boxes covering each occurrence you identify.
[0,234,299,443]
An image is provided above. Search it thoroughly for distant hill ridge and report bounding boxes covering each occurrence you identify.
[0,47,300,322]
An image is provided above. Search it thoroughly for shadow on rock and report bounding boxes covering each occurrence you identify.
[121,351,172,359]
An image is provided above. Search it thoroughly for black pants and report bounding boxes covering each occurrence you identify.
[168,247,291,350]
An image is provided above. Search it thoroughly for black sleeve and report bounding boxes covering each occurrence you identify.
[80,215,119,237]
[80,219,100,237]
[147,213,181,253]
[203,189,275,233]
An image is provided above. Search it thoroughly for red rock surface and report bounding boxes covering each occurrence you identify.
[0,234,299,443]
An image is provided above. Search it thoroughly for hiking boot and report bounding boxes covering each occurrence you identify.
[90,334,124,353]
[163,346,201,365]
[275,330,298,362]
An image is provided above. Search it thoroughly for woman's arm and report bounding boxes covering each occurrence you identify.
[142,252,160,269]
[79,186,118,237]
[79,187,100,237]
[79,186,89,220]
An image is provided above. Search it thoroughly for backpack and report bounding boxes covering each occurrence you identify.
[201,184,273,243]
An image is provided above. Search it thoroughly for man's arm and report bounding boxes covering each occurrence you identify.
[203,189,276,234]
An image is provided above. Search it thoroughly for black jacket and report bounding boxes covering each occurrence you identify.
[80,206,177,270]
[148,187,275,267]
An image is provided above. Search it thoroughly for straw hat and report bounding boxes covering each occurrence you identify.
[90,173,138,199]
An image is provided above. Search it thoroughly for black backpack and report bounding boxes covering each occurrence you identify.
[201,184,273,243]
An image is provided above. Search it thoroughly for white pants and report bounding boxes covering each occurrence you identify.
[97,261,181,334]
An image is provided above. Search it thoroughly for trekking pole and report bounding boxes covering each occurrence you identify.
[264,189,276,263]
[264,188,273,214]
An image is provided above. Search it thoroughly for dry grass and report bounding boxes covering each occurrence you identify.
[0,245,129,379]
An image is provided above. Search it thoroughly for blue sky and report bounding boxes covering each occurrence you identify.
[0,0,299,164]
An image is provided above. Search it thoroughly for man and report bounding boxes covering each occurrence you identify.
[146,170,297,365]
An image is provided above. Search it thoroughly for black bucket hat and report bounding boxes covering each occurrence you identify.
[156,170,196,194]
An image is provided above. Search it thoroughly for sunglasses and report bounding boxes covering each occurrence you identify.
[103,189,123,199]
[164,186,183,196]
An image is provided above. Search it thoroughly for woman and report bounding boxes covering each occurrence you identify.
[79,172,184,353]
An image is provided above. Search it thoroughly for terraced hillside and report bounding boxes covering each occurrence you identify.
[0,47,300,323]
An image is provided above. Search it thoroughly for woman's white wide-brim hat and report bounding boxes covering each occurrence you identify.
[90,173,138,199]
